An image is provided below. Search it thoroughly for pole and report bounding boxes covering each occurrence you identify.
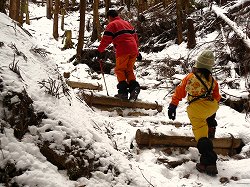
[99,59,109,96]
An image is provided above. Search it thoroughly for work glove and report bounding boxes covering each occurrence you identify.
[137,53,142,61]
[168,103,177,120]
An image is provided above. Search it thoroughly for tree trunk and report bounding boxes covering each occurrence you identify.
[0,0,6,14]
[187,18,196,49]
[176,0,183,44]
[65,0,69,10]
[92,0,101,42]
[46,0,53,19]
[72,0,76,7]
[53,0,60,40]
[137,0,143,13]
[104,0,111,16]
[19,0,25,25]
[61,7,65,30]
[9,0,21,23]
[62,30,74,49]
[25,0,30,25]
[76,0,86,60]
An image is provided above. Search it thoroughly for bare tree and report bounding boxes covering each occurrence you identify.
[76,0,86,60]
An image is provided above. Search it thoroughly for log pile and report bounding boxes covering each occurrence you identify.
[135,129,244,156]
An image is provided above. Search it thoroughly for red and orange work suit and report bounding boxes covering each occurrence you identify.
[98,16,139,82]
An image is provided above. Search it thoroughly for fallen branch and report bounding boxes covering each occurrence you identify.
[212,5,250,49]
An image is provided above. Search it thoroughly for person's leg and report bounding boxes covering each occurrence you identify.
[196,137,218,175]
[126,53,137,82]
[207,113,217,139]
[115,55,129,82]
[114,55,129,99]
[126,53,140,100]
[115,81,129,99]
[187,100,219,175]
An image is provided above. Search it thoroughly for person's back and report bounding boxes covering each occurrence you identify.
[97,10,140,101]
[100,15,138,57]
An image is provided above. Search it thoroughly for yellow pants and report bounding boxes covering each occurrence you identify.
[115,53,137,82]
[187,99,219,141]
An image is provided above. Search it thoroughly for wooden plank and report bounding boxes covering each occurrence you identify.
[135,129,243,149]
[66,80,102,91]
[81,93,163,112]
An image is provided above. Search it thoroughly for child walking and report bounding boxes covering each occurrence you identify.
[168,49,221,175]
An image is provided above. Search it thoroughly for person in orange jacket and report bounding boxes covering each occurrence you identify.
[168,49,221,176]
[97,10,140,101]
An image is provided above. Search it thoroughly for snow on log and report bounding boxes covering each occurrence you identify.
[212,5,250,49]
[66,80,103,91]
[81,92,163,112]
[135,129,243,156]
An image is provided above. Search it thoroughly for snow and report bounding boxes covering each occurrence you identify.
[212,5,250,49]
[0,1,250,187]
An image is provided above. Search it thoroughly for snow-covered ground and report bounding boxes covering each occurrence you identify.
[0,1,250,187]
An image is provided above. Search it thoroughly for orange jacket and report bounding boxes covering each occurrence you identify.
[98,17,139,57]
[171,72,221,106]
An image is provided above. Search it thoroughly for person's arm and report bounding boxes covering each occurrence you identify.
[98,24,114,53]
[212,80,221,102]
[171,73,192,106]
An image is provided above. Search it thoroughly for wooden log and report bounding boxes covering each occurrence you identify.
[66,80,102,91]
[160,146,235,156]
[135,129,243,149]
[81,92,163,112]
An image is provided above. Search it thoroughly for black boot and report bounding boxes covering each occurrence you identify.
[128,80,140,101]
[114,81,128,100]
[207,113,217,139]
[196,137,218,176]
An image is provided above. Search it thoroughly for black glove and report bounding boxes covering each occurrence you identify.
[168,103,177,120]
[137,53,142,61]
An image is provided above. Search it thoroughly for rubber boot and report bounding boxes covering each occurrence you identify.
[114,81,128,100]
[196,137,218,176]
[128,80,140,101]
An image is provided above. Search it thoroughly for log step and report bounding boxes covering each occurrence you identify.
[66,80,103,91]
[81,92,163,112]
[135,129,244,156]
